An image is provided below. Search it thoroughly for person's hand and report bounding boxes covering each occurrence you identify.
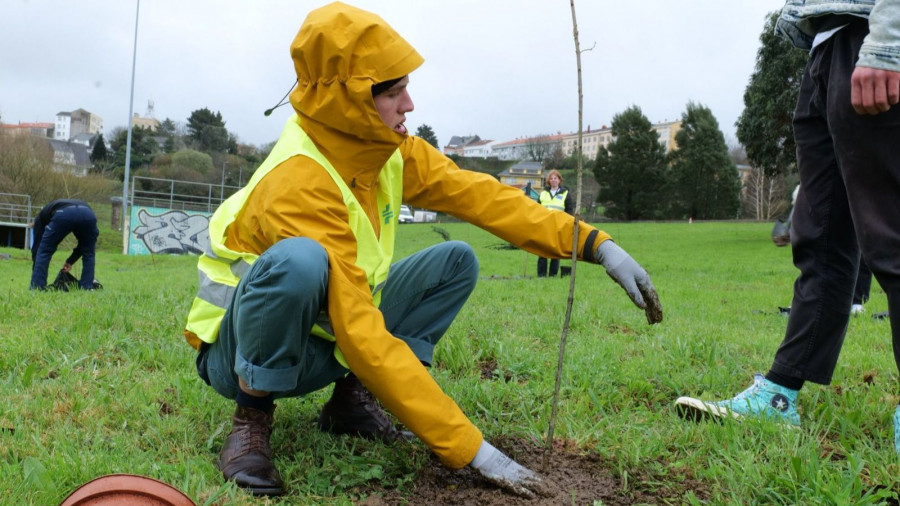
[469,441,554,498]
[851,66,900,115]
[594,240,663,324]
[62,262,72,273]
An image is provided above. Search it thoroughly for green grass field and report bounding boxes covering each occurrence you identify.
[2,215,898,504]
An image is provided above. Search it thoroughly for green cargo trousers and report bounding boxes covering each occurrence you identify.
[200,237,479,400]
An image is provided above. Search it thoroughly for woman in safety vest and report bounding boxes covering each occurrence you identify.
[537,169,574,277]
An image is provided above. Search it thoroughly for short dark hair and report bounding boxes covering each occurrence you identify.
[371,76,404,96]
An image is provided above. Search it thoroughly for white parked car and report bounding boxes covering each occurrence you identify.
[399,204,414,223]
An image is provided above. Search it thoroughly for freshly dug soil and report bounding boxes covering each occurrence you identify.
[358,436,695,505]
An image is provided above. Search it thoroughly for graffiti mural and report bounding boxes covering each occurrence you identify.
[128,206,211,255]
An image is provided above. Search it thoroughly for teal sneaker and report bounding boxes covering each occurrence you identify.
[893,405,900,456]
[675,374,801,427]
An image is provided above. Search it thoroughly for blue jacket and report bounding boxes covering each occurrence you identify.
[777,0,900,72]
[31,199,91,264]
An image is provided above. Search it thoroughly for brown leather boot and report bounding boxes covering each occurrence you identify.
[317,375,412,443]
[217,404,284,496]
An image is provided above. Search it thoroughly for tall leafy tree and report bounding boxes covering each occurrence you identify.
[592,106,667,220]
[735,12,808,177]
[414,124,439,148]
[668,102,741,219]
[186,108,230,153]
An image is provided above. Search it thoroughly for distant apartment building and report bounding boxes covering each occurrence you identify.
[490,137,531,161]
[452,120,682,162]
[2,109,99,177]
[0,121,54,138]
[55,108,103,141]
[130,112,159,132]
[461,139,495,158]
[556,120,681,159]
[491,133,565,161]
[557,127,610,160]
[442,135,481,156]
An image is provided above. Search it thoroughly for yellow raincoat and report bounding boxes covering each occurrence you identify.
[186,1,611,470]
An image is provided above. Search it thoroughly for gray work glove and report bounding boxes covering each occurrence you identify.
[594,240,663,324]
[469,441,553,498]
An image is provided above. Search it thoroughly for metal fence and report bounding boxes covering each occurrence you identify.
[130,176,241,213]
[0,192,33,225]
[0,193,33,249]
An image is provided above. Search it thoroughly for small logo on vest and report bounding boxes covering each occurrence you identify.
[382,204,394,224]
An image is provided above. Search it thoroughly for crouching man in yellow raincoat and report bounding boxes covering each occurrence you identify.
[184,1,662,498]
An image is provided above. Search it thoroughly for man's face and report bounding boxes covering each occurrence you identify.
[374,76,414,135]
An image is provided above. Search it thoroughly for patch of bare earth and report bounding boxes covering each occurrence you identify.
[358,436,708,505]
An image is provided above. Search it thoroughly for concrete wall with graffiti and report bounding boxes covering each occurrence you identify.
[127,205,211,255]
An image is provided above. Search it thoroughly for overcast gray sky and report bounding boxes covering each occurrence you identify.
[1,0,787,149]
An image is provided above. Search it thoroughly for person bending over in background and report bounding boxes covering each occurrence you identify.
[184,2,662,498]
[30,199,98,291]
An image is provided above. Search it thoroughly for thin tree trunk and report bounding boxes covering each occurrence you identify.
[545,0,586,470]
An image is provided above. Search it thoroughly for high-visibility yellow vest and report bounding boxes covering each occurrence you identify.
[539,189,568,211]
[184,114,402,367]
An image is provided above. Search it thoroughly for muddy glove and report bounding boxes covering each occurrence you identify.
[594,240,663,324]
[469,441,553,498]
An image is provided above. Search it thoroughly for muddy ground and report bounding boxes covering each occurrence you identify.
[358,436,709,505]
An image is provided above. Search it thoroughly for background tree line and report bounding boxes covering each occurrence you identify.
[591,102,741,220]
[85,107,271,199]
[5,11,802,222]
[591,11,805,221]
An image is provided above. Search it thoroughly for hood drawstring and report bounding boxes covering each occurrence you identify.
[264,79,299,117]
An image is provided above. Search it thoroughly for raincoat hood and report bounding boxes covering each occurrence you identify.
[289,2,424,172]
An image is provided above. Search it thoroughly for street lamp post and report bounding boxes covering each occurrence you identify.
[221,161,227,203]
[121,0,140,254]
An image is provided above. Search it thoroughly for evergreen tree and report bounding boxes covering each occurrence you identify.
[414,124,440,148]
[157,118,178,137]
[736,11,808,177]
[157,117,180,153]
[592,106,667,220]
[88,133,109,175]
[186,108,230,153]
[164,136,177,153]
[89,133,108,163]
[110,126,158,179]
[226,132,239,155]
[668,102,742,219]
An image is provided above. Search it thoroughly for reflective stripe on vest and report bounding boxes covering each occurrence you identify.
[184,114,403,369]
[540,189,568,211]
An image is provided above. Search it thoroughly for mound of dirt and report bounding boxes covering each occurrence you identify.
[358,437,670,505]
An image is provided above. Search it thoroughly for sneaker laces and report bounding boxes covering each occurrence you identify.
[729,376,765,404]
